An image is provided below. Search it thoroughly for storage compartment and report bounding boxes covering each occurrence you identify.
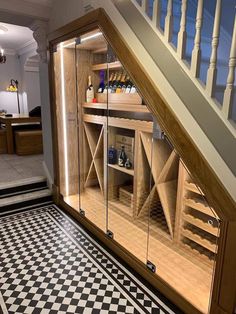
[0,128,7,154]
[15,130,43,155]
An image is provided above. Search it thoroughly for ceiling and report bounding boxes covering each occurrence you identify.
[24,0,53,7]
[0,22,34,51]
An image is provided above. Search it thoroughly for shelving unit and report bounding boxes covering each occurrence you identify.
[175,162,219,262]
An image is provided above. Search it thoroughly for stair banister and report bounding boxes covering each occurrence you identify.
[165,0,173,42]
[222,13,236,119]
[206,0,222,98]
[177,0,188,59]
[191,0,204,77]
[152,0,161,29]
[142,0,147,14]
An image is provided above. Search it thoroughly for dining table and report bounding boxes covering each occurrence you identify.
[0,114,41,154]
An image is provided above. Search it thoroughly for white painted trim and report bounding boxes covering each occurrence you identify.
[24,66,39,72]
[4,48,16,55]
[18,40,37,56]
[43,160,53,190]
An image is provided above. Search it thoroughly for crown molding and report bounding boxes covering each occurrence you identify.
[17,40,37,56]
[4,48,16,56]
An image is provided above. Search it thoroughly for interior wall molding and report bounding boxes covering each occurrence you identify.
[30,20,48,63]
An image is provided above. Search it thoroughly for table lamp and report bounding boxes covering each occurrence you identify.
[6,79,20,114]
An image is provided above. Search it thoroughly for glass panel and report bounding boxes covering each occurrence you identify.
[53,39,80,211]
[76,29,108,232]
[147,118,220,314]
[106,48,151,264]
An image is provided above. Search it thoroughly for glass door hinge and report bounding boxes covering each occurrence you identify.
[79,209,85,217]
[146,260,156,273]
[106,230,114,239]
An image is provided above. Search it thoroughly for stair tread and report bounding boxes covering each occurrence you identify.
[0,189,52,207]
[0,176,47,191]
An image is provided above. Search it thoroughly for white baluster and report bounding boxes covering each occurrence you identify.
[177,0,188,59]
[191,0,204,77]
[165,0,173,42]
[222,14,236,118]
[152,0,161,29]
[206,0,221,97]
[142,0,147,13]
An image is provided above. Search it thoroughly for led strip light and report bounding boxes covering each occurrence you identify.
[60,42,69,196]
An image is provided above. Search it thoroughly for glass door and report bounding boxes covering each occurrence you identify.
[146,117,220,314]
[76,29,109,232]
[106,47,151,263]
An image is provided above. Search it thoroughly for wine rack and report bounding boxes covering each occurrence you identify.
[175,162,219,263]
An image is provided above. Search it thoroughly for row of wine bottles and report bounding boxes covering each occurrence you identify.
[98,70,137,94]
[86,71,137,103]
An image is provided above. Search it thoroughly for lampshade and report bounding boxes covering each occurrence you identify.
[6,79,18,92]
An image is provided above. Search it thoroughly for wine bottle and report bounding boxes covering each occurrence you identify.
[121,75,128,93]
[130,83,137,94]
[86,75,94,103]
[103,73,113,94]
[118,145,127,167]
[108,73,117,94]
[125,158,132,169]
[125,77,132,94]
[108,146,117,164]
[116,73,126,93]
[97,70,105,93]
[112,72,121,93]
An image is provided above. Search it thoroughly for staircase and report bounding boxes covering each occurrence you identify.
[0,176,52,214]
[95,0,236,208]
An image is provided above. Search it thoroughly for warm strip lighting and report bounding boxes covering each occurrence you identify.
[60,42,69,196]
[81,32,102,42]
[63,41,75,48]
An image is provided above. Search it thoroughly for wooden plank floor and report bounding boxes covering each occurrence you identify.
[65,188,215,314]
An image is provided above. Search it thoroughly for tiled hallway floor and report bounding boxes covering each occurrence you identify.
[0,154,44,184]
[0,205,181,314]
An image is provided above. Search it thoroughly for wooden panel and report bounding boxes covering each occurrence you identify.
[0,129,7,154]
[92,61,121,71]
[83,102,149,112]
[97,92,142,104]
[15,130,43,155]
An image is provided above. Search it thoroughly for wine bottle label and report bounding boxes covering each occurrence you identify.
[130,86,137,94]
[118,158,124,167]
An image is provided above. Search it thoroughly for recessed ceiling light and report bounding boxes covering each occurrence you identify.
[0,26,8,35]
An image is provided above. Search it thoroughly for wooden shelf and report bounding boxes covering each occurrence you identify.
[108,164,134,176]
[83,102,149,113]
[183,213,219,237]
[184,197,216,218]
[83,114,153,132]
[182,228,217,253]
[92,61,122,71]
[185,181,203,195]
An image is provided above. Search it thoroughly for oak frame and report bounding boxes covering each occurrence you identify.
[48,8,236,314]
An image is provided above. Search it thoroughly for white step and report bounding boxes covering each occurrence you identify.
[0,189,51,207]
[0,176,47,191]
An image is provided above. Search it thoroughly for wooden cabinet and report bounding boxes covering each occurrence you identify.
[52,28,221,314]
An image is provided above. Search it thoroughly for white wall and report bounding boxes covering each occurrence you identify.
[0,54,22,113]
[24,70,41,112]
[49,0,84,32]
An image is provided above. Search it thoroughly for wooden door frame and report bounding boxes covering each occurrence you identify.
[48,8,236,314]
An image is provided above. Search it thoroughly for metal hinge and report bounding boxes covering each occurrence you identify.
[79,209,85,217]
[146,260,156,273]
[106,230,114,239]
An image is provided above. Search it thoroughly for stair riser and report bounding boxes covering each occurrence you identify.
[0,196,52,213]
[0,181,47,198]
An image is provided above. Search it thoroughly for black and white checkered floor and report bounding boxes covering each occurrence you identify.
[0,204,181,314]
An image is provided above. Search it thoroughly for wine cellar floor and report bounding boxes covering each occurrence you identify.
[65,188,215,314]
